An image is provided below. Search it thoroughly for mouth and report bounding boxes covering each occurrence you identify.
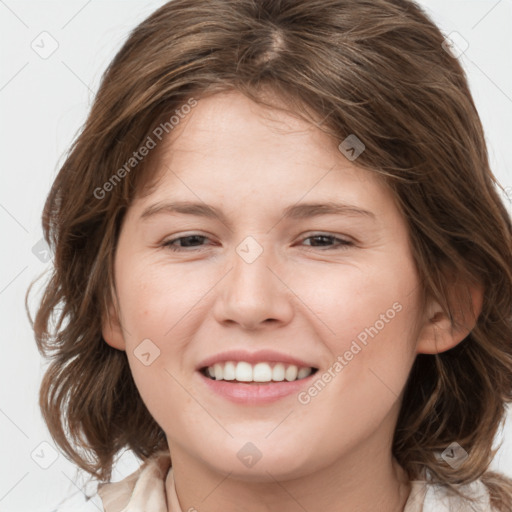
[199,361,319,384]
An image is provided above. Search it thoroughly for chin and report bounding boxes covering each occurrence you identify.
[201,439,317,482]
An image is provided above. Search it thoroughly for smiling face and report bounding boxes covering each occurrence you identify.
[103,90,431,481]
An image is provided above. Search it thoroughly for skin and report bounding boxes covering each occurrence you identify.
[103,90,482,512]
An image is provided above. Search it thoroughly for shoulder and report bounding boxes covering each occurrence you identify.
[405,478,494,512]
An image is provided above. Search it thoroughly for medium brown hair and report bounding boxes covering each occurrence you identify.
[28,0,512,509]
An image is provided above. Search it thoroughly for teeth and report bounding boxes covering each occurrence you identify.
[272,363,285,382]
[253,362,273,382]
[214,363,223,381]
[297,367,312,379]
[285,364,298,381]
[235,361,253,382]
[223,361,236,380]
[203,361,314,382]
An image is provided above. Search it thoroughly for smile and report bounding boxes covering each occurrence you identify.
[201,361,318,383]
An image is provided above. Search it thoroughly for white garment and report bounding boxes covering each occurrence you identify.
[405,476,493,511]
[52,453,495,512]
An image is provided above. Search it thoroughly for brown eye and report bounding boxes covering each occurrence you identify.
[162,235,210,251]
[301,234,353,250]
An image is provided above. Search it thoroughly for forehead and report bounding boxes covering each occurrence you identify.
[132,90,395,221]
[159,90,340,167]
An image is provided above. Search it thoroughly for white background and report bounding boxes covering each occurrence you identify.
[1,1,511,510]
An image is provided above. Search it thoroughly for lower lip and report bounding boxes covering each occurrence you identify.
[197,371,317,404]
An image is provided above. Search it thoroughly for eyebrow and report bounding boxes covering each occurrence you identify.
[140,200,376,226]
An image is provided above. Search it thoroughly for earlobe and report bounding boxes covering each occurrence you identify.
[101,298,126,351]
[416,280,484,355]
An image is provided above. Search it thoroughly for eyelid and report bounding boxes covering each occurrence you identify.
[300,233,354,250]
[161,232,355,251]
[301,231,354,243]
[161,233,212,251]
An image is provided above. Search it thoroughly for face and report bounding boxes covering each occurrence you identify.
[104,90,428,480]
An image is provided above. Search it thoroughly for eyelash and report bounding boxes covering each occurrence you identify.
[161,233,354,252]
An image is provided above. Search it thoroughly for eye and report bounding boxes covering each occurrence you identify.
[300,234,354,250]
[162,234,211,251]
[161,233,354,252]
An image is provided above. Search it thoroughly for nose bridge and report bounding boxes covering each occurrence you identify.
[214,235,293,328]
[229,235,275,301]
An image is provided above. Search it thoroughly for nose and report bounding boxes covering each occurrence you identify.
[212,241,294,331]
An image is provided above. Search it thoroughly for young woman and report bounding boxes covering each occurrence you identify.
[30,1,512,510]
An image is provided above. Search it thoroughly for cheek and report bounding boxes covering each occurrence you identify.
[293,253,421,404]
[294,254,419,347]
[115,257,204,342]
[114,260,214,398]
[115,261,196,423]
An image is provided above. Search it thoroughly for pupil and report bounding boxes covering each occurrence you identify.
[311,236,330,246]
[183,236,202,247]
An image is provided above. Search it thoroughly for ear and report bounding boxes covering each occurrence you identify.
[101,290,126,351]
[416,278,484,355]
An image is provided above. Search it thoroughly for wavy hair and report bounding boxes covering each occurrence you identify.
[27,0,512,509]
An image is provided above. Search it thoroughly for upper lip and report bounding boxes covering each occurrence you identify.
[196,349,319,371]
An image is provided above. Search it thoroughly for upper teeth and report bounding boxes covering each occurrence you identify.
[205,361,313,382]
